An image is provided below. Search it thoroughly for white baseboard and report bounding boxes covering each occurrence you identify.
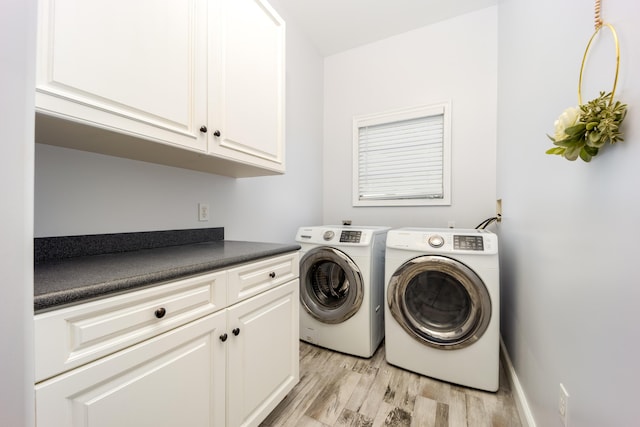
[500,336,536,427]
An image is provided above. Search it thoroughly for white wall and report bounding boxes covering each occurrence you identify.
[323,7,497,229]
[498,0,640,426]
[0,0,36,425]
[34,7,324,244]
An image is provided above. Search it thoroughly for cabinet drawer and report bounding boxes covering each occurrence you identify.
[227,252,299,305]
[35,271,226,383]
[35,311,227,427]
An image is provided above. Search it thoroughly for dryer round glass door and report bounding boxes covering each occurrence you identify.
[300,247,364,324]
[387,255,491,349]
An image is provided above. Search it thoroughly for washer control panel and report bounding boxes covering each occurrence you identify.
[453,235,484,251]
[295,226,391,246]
[340,230,362,243]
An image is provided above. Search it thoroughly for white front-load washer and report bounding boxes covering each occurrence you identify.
[295,225,390,358]
[384,227,500,391]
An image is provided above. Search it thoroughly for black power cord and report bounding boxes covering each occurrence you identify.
[475,216,499,229]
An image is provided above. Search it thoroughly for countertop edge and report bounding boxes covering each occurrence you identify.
[34,242,300,314]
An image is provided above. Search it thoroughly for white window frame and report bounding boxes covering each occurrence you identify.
[352,102,451,207]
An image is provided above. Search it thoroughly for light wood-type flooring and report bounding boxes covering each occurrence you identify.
[261,341,522,427]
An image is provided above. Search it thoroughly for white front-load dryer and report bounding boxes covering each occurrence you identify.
[295,225,389,358]
[384,227,500,391]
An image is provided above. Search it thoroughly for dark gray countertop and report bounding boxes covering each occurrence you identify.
[34,240,300,313]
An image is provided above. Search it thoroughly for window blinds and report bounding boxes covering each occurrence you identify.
[357,112,445,202]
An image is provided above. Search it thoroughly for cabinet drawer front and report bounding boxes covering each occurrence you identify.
[35,311,227,427]
[35,271,226,383]
[227,252,299,305]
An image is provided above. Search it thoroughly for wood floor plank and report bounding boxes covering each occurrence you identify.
[434,402,449,427]
[305,367,362,425]
[447,388,468,427]
[371,401,412,427]
[410,395,438,427]
[261,372,324,426]
[263,341,523,427]
[344,360,384,412]
[297,415,332,426]
[466,393,492,427]
[334,408,374,427]
[355,364,394,420]
[301,344,334,372]
[418,374,452,404]
[383,367,421,413]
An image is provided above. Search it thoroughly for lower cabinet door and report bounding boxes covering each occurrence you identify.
[226,280,300,427]
[35,311,226,427]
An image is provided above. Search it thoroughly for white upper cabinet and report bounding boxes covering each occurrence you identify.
[208,0,286,173]
[36,0,207,152]
[35,0,286,177]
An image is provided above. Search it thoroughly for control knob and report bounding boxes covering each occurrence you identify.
[323,230,335,241]
[428,235,445,248]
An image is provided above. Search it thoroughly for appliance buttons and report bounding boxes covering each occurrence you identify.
[428,235,445,248]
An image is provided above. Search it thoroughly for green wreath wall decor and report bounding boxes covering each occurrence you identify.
[546,15,628,162]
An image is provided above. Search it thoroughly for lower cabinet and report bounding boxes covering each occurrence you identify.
[35,253,299,427]
[226,281,299,427]
[35,311,228,427]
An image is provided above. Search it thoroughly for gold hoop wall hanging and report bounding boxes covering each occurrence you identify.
[545,0,628,163]
[578,23,620,106]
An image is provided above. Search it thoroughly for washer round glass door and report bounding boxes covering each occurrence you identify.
[387,255,491,349]
[300,247,364,324]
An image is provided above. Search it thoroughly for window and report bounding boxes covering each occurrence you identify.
[353,102,451,206]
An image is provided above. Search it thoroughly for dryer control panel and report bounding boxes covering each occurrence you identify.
[453,235,484,251]
[386,228,498,255]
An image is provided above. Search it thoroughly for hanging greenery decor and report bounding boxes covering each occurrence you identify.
[546,3,628,162]
[547,92,627,162]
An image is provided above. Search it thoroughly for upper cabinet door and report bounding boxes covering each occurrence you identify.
[36,0,207,152]
[208,0,286,173]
